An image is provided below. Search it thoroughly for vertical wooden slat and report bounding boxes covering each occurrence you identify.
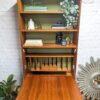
[73,0,82,75]
[17,0,27,76]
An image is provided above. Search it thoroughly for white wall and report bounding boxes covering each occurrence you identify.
[0,5,23,84]
[77,0,100,70]
[0,0,100,83]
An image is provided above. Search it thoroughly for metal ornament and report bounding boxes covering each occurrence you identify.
[77,57,100,100]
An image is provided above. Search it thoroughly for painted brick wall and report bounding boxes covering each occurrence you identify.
[0,5,23,84]
[0,0,100,83]
[77,0,100,72]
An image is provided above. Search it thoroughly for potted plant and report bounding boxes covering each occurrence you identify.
[60,0,79,29]
[0,74,20,100]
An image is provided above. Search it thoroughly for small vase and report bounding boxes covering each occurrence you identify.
[28,18,35,30]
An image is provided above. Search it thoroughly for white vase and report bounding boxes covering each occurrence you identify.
[28,18,35,30]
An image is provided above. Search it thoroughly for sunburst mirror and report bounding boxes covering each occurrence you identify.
[77,57,100,100]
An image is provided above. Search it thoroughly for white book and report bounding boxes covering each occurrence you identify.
[24,39,43,46]
[52,27,66,29]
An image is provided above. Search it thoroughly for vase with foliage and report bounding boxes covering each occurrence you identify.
[60,0,79,29]
[0,74,20,100]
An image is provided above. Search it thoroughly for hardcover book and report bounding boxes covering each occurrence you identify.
[24,39,43,46]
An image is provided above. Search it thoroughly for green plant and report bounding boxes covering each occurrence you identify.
[0,74,20,100]
[60,0,79,29]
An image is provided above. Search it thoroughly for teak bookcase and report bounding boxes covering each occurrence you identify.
[17,0,81,77]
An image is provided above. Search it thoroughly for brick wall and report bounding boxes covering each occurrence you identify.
[0,5,23,84]
[0,0,100,83]
[77,0,100,73]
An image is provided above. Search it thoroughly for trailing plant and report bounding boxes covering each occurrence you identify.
[0,74,20,100]
[60,0,79,29]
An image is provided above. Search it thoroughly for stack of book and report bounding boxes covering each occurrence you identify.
[51,23,66,29]
[24,39,43,46]
[24,6,48,11]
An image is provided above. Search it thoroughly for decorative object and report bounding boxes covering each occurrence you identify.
[24,39,43,46]
[56,32,63,44]
[60,0,79,29]
[28,18,35,30]
[0,74,20,100]
[77,57,100,100]
[35,21,42,29]
[66,36,71,45]
[52,21,66,29]
[61,39,66,46]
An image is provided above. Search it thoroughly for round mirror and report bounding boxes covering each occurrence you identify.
[90,73,100,90]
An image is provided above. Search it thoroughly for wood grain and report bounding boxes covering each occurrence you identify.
[23,43,77,49]
[25,54,74,58]
[16,74,82,100]
[21,29,78,32]
[20,11,64,14]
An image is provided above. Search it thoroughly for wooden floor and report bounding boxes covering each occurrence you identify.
[16,74,82,100]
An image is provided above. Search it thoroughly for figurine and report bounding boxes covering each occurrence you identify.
[28,18,35,30]
[56,32,63,44]
[66,36,71,45]
[61,39,66,46]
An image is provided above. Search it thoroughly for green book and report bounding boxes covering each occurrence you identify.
[24,6,48,11]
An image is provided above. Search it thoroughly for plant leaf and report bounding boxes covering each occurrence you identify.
[10,80,17,86]
[7,74,14,83]
[0,97,4,100]
[0,82,5,86]
[16,85,21,93]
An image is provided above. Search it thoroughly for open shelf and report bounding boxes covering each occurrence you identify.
[21,29,78,32]
[25,54,74,58]
[20,11,64,14]
[23,43,77,49]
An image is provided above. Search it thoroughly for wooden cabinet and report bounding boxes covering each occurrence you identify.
[17,0,81,76]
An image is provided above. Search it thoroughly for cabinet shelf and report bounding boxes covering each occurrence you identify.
[21,29,78,32]
[30,67,68,72]
[23,43,77,49]
[25,54,74,58]
[20,11,64,14]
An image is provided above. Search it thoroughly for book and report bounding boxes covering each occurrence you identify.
[24,39,43,46]
[52,24,65,27]
[24,6,48,11]
[52,27,66,29]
